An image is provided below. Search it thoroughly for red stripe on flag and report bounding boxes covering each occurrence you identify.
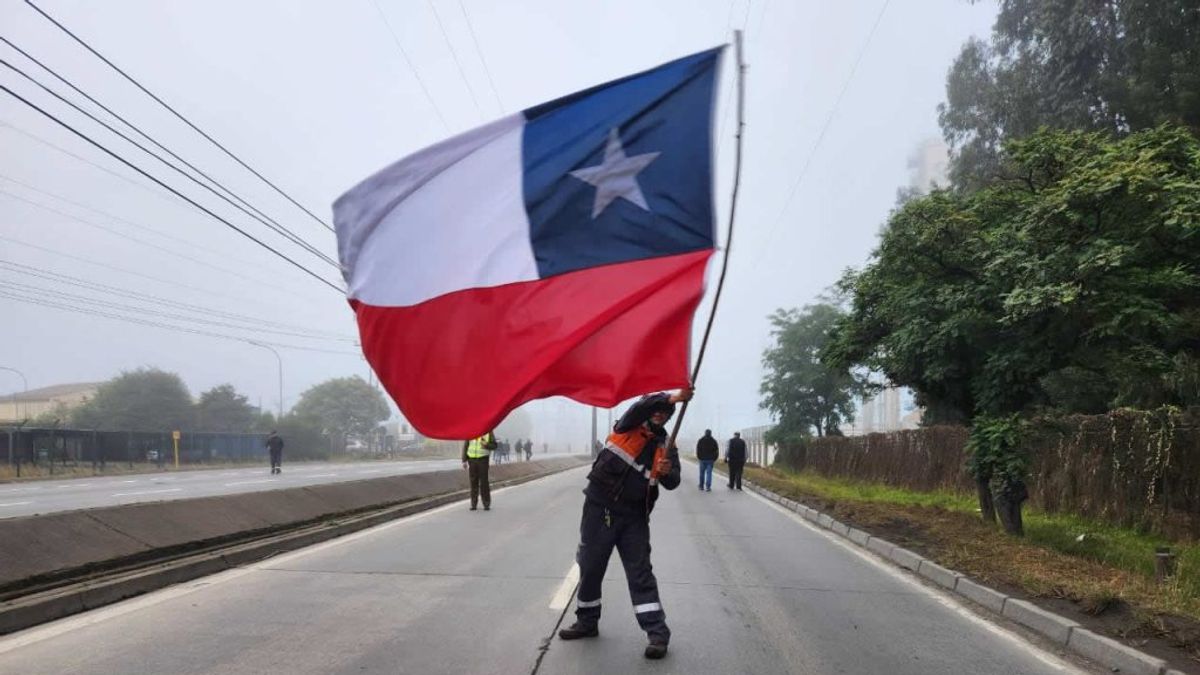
[352,249,712,439]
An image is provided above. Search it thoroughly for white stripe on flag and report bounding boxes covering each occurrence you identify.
[335,113,537,307]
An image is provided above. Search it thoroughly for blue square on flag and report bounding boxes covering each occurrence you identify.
[335,46,726,438]
[522,49,720,277]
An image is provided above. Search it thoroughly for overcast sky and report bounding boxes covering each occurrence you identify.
[0,0,996,445]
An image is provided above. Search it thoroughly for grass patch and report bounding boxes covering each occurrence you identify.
[747,465,1200,624]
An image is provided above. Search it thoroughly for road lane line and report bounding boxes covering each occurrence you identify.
[745,487,1086,673]
[120,480,138,484]
[223,480,275,487]
[0,501,32,508]
[548,562,580,610]
[110,488,182,497]
[307,473,337,478]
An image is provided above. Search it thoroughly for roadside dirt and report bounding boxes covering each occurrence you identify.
[747,466,1200,673]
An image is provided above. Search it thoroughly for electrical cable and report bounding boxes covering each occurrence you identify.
[0,289,361,355]
[455,0,504,113]
[0,261,355,340]
[24,0,336,232]
[0,279,353,341]
[1,36,337,258]
[757,0,891,265]
[0,172,273,273]
[1,57,339,268]
[0,189,313,297]
[0,84,343,293]
[425,0,484,120]
[366,0,450,131]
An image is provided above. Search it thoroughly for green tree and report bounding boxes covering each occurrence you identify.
[939,1,1200,187]
[827,126,1200,534]
[70,368,193,431]
[760,303,873,443]
[291,377,389,450]
[195,384,256,432]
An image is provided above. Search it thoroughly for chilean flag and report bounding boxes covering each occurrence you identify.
[334,47,723,439]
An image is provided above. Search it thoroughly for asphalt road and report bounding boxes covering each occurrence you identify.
[0,465,1101,675]
[0,456,562,519]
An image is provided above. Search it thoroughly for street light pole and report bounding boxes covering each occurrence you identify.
[246,342,283,420]
[0,366,28,421]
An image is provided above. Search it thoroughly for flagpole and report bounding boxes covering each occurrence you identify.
[666,29,746,454]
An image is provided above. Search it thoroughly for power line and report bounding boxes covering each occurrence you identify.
[0,188,312,298]
[0,172,273,273]
[456,0,504,113]
[1,36,337,264]
[0,289,361,355]
[0,84,343,293]
[1,57,339,268]
[0,260,356,340]
[0,233,322,313]
[23,0,335,233]
[425,0,484,120]
[0,120,167,198]
[366,0,450,131]
[757,0,890,265]
[0,278,354,342]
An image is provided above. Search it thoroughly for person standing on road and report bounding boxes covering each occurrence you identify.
[524,439,532,461]
[695,429,718,491]
[266,431,284,475]
[462,431,497,511]
[558,387,692,660]
[726,431,746,490]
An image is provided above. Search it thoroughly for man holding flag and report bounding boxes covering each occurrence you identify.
[557,387,691,659]
[335,42,728,660]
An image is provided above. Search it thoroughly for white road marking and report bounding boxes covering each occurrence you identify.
[549,562,580,610]
[745,488,1087,673]
[110,488,182,498]
[0,487,42,494]
[0,501,32,508]
[223,480,275,487]
[307,473,337,478]
[358,469,383,474]
[120,480,138,484]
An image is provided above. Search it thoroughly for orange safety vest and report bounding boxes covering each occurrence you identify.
[604,426,669,483]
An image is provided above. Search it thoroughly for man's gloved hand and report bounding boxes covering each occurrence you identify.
[653,455,672,478]
[668,387,694,405]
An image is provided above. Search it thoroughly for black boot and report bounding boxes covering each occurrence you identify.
[558,622,598,640]
[644,639,669,659]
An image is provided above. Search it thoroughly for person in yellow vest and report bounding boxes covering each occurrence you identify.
[558,387,692,660]
[461,430,498,511]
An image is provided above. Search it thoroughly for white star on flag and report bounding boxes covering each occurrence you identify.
[569,128,661,218]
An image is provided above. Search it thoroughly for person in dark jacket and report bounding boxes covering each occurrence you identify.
[726,431,747,490]
[558,388,692,660]
[265,431,284,475]
[695,429,719,491]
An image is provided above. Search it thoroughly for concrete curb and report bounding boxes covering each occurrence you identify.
[744,480,1176,675]
[0,462,585,635]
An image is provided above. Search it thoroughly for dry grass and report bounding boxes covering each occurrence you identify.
[747,465,1200,660]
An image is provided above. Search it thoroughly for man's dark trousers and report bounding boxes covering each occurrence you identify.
[467,456,491,508]
[574,500,669,642]
[269,448,282,473]
[728,461,745,489]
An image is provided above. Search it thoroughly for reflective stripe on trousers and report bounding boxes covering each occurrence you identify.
[573,500,669,641]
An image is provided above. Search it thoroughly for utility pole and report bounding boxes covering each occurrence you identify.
[246,342,283,420]
[0,366,28,422]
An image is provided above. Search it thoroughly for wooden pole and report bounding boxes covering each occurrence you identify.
[667,29,746,452]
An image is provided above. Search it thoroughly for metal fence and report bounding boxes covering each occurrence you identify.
[1,426,268,468]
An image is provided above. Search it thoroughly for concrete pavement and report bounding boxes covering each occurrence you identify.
[0,466,1101,674]
[0,456,564,519]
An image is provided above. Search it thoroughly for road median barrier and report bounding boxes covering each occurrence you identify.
[0,456,589,635]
